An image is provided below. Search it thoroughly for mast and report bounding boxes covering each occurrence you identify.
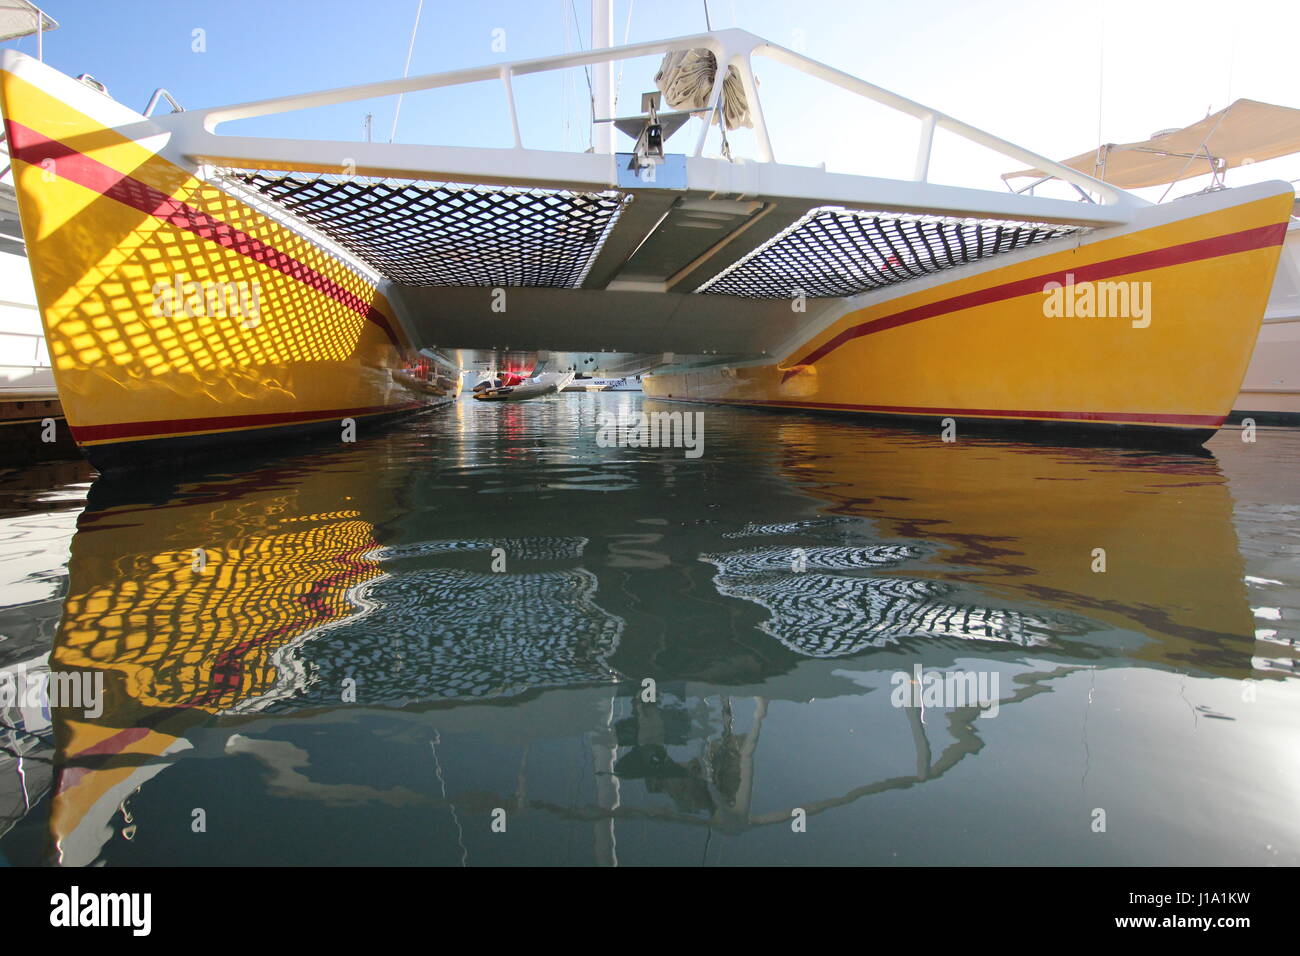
[592,0,614,154]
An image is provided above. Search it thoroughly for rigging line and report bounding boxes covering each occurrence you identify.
[389,0,425,143]
[1225,17,1238,106]
[613,0,635,111]
[568,0,595,145]
[1095,0,1104,156]
[1158,105,1233,204]
[703,0,713,31]
[430,733,468,867]
[562,0,572,150]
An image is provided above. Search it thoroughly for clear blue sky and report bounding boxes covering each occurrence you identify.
[5,0,1298,197]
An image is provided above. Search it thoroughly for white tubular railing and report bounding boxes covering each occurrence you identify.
[750,38,1132,207]
[146,28,1138,223]
[180,31,725,135]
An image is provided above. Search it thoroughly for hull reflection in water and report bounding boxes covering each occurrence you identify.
[755,418,1258,676]
[38,439,631,864]
[45,453,395,865]
[2,395,1290,865]
[257,537,624,708]
[702,544,1089,656]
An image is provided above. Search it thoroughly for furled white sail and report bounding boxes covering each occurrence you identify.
[654,49,753,130]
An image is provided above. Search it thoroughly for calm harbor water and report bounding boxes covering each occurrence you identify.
[1,393,1297,866]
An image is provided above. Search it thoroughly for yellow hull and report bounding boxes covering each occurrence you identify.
[0,56,446,471]
[646,188,1294,444]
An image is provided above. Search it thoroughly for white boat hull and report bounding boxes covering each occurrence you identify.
[1236,220,1300,423]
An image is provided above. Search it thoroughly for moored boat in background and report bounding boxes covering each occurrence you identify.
[473,370,575,402]
[0,4,74,462]
[562,374,643,392]
[1238,211,1300,423]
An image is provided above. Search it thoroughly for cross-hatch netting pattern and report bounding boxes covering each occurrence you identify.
[233,172,627,288]
[697,208,1080,298]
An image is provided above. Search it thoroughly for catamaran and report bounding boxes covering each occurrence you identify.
[0,3,1293,470]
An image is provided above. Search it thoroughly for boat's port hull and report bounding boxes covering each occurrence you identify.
[645,186,1294,447]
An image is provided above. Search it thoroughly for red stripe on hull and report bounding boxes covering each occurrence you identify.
[4,120,404,349]
[70,401,429,443]
[652,395,1223,427]
[782,222,1289,380]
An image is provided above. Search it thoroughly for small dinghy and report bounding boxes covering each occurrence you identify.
[472,370,575,402]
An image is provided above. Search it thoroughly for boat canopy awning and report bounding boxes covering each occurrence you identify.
[0,0,56,41]
[1003,99,1300,189]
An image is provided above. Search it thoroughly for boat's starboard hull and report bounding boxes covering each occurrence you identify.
[0,51,446,471]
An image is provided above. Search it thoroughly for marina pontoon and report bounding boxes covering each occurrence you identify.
[0,10,1293,469]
